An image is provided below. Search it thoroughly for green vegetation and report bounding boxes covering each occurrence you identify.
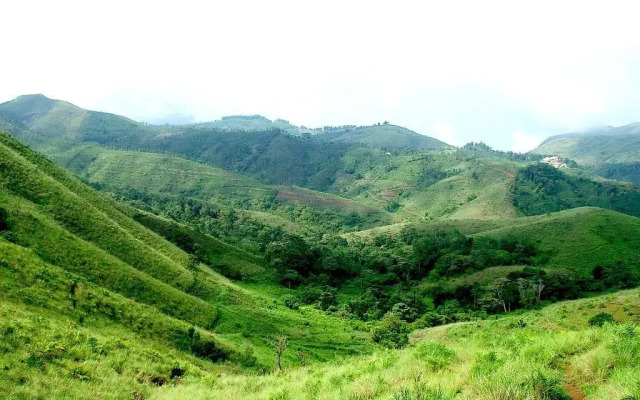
[1,94,640,399]
[532,123,640,165]
[514,163,640,217]
[0,130,373,375]
[314,123,450,151]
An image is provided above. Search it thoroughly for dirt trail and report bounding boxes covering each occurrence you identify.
[563,356,586,400]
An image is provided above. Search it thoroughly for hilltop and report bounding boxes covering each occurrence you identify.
[532,123,640,185]
[533,123,640,164]
[313,123,450,151]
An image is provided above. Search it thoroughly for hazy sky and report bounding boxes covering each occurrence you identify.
[4,0,640,151]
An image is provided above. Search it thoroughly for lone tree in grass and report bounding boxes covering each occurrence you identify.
[272,334,288,370]
[372,312,409,349]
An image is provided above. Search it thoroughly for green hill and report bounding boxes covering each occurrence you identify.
[513,163,640,217]
[314,124,450,151]
[2,95,640,399]
[533,123,640,164]
[0,130,373,378]
[0,95,448,191]
[191,115,304,134]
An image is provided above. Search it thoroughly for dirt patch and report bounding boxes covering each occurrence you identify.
[563,356,585,400]
[276,189,378,213]
[480,163,515,180]
[380,188,398,200]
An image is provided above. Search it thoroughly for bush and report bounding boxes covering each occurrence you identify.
[372,313,409,349]
[414,342,456,370]
[318,291,338,311]
[283,295,300,310]
[240,346,257,367]
[187,327,228,362]
[588,312,616,327]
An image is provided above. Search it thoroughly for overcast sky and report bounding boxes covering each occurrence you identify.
[3,0,640,151]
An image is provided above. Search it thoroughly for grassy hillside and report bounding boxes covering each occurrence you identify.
[38,143,392,236]
[533,123,640,165]
[157,288,640,400]
[4,262,636,399]
[0,130,374,373]
[348,207,640,274]
[474,207,640,273]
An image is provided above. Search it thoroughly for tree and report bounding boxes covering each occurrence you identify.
[517,278,544,308]
[318,290,337,311]
[272,334,288,370]
[488,278,510,313]
[588,312,616,327]
[372,312,409,349]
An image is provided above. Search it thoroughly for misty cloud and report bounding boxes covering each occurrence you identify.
[2,0,640,152]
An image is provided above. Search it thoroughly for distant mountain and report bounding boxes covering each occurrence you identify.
[313,124,450,151]
[533,123,640,184]
[0,95,450,190]
[533,123,640,164]
[191,114,307,134]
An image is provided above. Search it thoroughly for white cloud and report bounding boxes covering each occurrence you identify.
[511,131,544,153]
[431,121,459,146]
[2,0,640,150]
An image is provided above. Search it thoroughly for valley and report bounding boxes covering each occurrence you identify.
[0,95,639,399]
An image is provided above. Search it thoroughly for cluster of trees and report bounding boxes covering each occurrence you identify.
[514,163,640,217]
[0,207,8,231]
[267,222,639,347]
[431,262,639,314]
[596,162,640,185]
[267,229,547,327]
[268,229,541,290]
[458,142,544,162]
[104,187,287,253]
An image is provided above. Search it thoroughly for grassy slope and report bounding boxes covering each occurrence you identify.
[34,142,393,232]
[0,130,372,368]
[474,207,640,273]
[3,229,638,399]
[334,152,520,223]
[90,290,640,399]
[51,143,276,202]
[347,207,640,276]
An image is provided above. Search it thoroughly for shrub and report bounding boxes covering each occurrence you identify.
[372,313,409,349]
[283,295,300,310]
[318,291,338,311]
[414,342,456,370]
[588,312,616,327]
[240,346,257,367]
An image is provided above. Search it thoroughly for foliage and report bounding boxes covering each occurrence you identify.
[589,312,616,327]
[514,163,640,217]
[372,313,410,349]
